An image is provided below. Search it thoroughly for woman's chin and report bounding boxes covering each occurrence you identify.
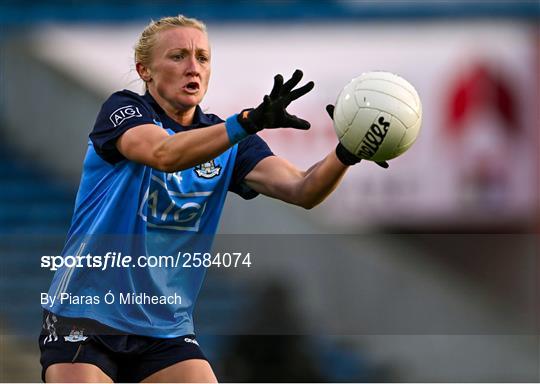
[176,95,202,109]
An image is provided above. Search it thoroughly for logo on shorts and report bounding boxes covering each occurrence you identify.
[184,337,199,346]
[109,105,142,127]
[64,327,88,342]
[194,160,221,179]
[43,313,59,344]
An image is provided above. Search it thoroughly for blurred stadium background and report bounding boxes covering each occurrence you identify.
[0,0,538,382]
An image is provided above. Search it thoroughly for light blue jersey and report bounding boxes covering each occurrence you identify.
[44,90,273,337]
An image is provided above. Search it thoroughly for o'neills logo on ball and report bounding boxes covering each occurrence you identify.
[356,116,390,159]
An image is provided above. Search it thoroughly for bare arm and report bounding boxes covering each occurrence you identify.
[244,151,349,209]
[116,122,232,172]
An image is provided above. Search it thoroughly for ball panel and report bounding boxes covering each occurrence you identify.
[354,89,420,128]
[332,104,348,137]
[338,107,380,154]
[357,71,420,100]
[334,81,359,126]
[354,79,419,112]
[394,114,422,157]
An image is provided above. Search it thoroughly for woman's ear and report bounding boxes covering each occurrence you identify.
[136,62,152,83]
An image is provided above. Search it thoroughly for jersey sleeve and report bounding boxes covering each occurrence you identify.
[229,134,274,200]
[90,91,157,164]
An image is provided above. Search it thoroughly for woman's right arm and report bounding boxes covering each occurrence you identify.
[116,122,231,172]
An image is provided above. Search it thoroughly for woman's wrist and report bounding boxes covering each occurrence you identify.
[225,114,251,144]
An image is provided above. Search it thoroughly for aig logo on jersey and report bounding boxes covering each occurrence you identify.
[139,174,212,232]
[194,160,221,179]
[109,105,142,127]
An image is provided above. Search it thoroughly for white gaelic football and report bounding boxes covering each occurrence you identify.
[333,71,422,162]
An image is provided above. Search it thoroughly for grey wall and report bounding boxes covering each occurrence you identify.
[2,39,103,183]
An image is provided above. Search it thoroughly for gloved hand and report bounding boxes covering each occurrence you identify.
[237,69,314,133]
[326,104,389,169]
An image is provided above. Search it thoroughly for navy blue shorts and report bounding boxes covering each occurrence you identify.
[38,310,207,382]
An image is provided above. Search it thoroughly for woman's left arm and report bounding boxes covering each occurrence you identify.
[243,151,349,209]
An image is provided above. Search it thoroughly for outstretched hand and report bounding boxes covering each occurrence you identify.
[326,104,389,169]
[238,70,314,133]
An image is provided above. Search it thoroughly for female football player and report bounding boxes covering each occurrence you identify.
[39,15,385,383]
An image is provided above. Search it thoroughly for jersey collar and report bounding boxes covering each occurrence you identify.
[142,91,215,130]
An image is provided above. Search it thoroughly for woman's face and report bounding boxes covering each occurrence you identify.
[144,27,211,111]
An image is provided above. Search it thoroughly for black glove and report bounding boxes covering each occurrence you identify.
[326,104,389,169]
[238,69,314,133]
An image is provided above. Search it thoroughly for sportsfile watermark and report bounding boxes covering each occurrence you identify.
[41,251,253,271]
[24,234,538,335]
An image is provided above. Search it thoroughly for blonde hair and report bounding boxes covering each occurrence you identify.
[134,15,207,68]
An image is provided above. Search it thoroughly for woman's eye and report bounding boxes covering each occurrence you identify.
[172,54,184,60]
[198,56,209,63]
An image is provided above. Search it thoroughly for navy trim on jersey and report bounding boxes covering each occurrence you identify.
[231,136,274,200]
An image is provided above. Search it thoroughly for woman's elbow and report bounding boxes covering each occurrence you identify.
[291,187,323,210]
[152,147,180,173]
[298,198,321,210]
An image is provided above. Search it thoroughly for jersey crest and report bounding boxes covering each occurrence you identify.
[194,160,221,179]
[64,327,88,342]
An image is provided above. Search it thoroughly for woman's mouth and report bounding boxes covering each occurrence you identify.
[183,82,200,94]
